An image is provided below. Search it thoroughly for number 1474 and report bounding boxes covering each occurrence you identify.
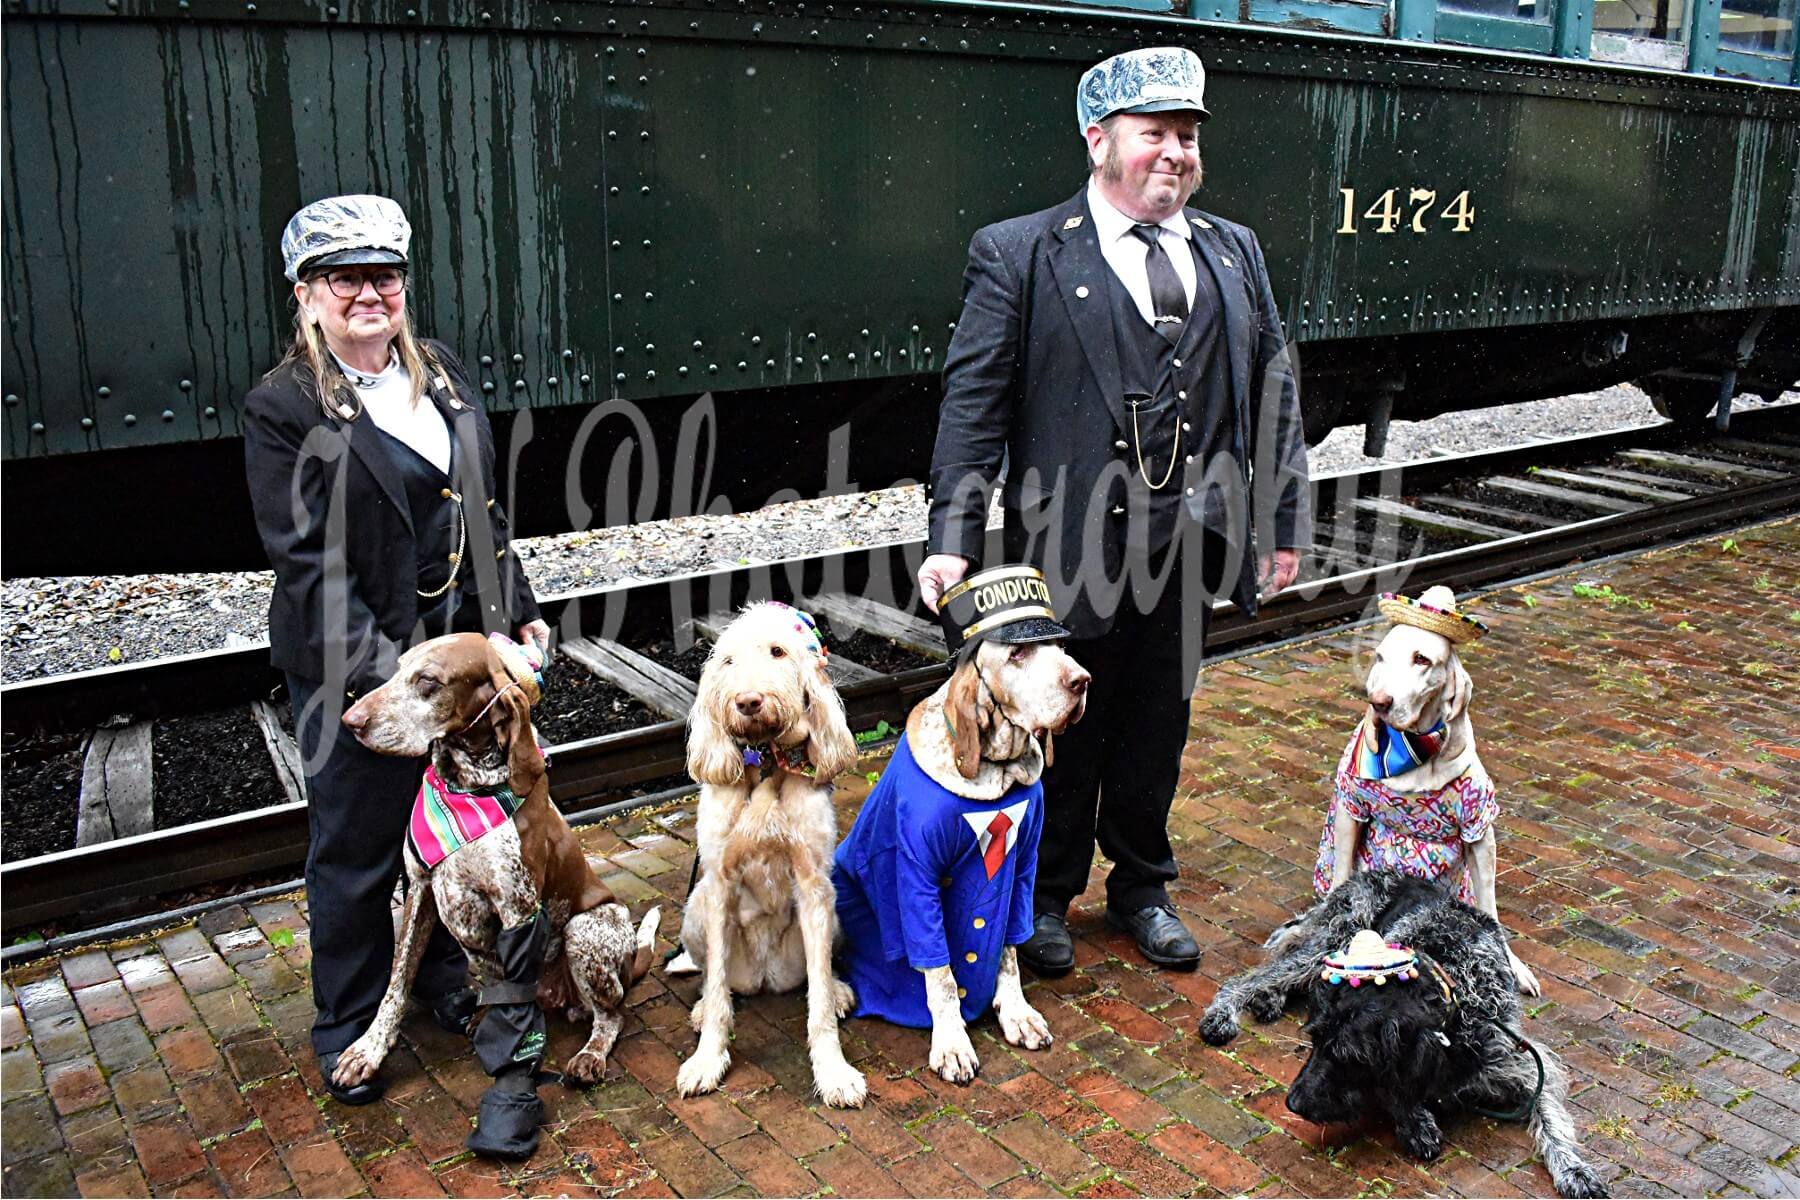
[1337,187,1475,234]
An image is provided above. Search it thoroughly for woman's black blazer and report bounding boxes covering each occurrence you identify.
[243,340,541,698]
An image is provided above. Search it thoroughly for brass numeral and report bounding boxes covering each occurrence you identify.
[1336,186,1474,235]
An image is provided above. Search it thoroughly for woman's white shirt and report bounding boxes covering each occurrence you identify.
[333,350,451,474]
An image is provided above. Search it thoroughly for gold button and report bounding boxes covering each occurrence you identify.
[486,498,496,509]
[957,987,967,999]
[448,579,460,590]
[495,548,507,560]
[940,877,952,888]
[448,553,461,564]
[964,952,977,964]
[973,918,986,930]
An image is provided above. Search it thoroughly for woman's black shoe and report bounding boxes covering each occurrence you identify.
[1017,912,1075,977]
[316,1050,386,1106]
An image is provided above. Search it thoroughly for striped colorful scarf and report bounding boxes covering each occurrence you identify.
[408,764,524,870]
[1352,715,1446,781]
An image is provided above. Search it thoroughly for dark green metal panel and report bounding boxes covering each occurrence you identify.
[4,0,1797,464]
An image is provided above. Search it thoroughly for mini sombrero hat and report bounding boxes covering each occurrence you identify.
[1320,929,1422,988]
[1378,585,1487,644]
[489,633,547,705]
[937,565,1071,662]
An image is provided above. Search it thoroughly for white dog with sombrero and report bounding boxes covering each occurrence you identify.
[1309,585,1541,996]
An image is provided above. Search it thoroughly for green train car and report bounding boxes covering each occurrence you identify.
[3,0,1796,573]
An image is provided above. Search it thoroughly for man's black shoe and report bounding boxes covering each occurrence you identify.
[1017,912,1075,977]
[1106,904,1200,971]
[420,986,480,1036]
[317,1050,386,1106]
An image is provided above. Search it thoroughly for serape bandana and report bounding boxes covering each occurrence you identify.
[1352,714,1446,781]
[408,763,524,870]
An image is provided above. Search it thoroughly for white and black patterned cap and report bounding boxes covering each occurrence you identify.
[280,194,411,282]
[1076,47,1210,132]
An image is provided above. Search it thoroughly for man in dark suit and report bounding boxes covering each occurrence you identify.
[918,47,1311,974]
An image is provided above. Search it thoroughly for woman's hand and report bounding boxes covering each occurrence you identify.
[517,619,551,656]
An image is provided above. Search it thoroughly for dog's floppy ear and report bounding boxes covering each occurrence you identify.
[1441,652,1473,724]
[945,659,984,780]
[486,676,543,796]
[686,668,746,787]
[803,657,858,781]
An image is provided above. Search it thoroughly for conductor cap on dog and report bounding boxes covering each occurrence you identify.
[937,565,1071,661]
[1076,46,1211,132]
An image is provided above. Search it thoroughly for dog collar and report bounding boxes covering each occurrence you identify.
[742,741,816,778]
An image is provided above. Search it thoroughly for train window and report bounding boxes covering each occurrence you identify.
[1437,0,1545,21]
[1718,0,1795,55]
[1589,0,1691,68]
[1435,0,1555,53]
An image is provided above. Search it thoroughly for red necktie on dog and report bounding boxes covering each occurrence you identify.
[983,811,1013,880]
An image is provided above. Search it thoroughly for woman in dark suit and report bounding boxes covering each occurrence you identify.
[243,194,548,1104]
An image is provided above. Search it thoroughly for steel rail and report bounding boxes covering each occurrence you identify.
[3,409,1796,933]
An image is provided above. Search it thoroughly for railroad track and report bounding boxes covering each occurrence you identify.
[4,407,1797,938]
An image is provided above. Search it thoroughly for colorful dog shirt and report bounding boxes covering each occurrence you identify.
[408,764,525,870]
[1312,731,1498,905]
[832,733,1042,1028]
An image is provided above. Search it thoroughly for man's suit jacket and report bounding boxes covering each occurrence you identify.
[243,341,540,698]
[926,188,1311,638]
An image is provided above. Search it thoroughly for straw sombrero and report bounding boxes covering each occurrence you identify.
[1320,929,1421,988]
[1377,585,1487,644]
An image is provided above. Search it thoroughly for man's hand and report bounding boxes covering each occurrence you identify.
[1257,548,1300,600]
[918,554,971,614]
[516,619,551,656]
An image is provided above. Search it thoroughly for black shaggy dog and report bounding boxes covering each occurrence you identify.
[1199,872,1609,1199]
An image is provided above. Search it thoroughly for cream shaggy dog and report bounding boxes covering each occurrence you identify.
[669,603,866,1107]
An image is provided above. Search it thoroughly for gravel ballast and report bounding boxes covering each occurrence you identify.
[3,385,1791,684]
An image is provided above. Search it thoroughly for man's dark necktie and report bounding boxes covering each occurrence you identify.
[1130,223,1188,346]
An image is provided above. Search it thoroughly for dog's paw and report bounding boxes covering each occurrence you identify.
[1396,1112,1443,1162]
[563,1049,609,1086]
[997,1002,1053,1051]
[812,1056,867,1109]
[675,1046,731,1097]
[331,1040,381,1088]
[1247,992,1287,1024]
[832,978,856,1020]
[1509,948,1542,998]
[1554,1162,1610,1199]
[1197,1008,1241,1047]
[929,1026,981,1084]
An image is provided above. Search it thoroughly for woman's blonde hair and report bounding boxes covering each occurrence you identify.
[268,275,446,420]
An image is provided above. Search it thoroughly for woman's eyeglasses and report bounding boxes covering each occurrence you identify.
[322,268,406,298]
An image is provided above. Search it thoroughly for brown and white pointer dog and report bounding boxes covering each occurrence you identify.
[334,632,659,1158]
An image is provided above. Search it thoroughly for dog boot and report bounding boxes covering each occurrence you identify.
[472,907,550,1078]
[466,1064,544,1160]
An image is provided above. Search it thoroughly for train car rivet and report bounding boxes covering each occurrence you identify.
[608,130,619,139]
[81,417,95,429]
[646,370,657,380]
[580,374,592,385]
[847,351,857,362]
[30,422,44,434]
[645,343,656,353]
[641,131,651,139]
[766,359,776,368]
[162,410,175,422]
[691,20,699,28]
[97,386,112,398]
[641,185,651,194]
[563,349,574,360]
[611,239,622,248]
[613,293,623,302]
[709,364,719,373]
[548,377,559,388]
[643,238,653,247]
[645,292,655,301]
[179,378,193,390]
[123,414,137,426]
[205,407,217,418]
[480,355,494,366]
[2,394,16,407]
[513,380,526,391]
[512,353,524,364]
[483,381,496,393]
[616,372,628,383]
[873,350,882,360]
[738,362,748,370]
[751,335,762,345]
[693,340,704,350]
[807,331,817,341]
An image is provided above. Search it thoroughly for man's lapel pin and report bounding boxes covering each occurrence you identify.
[1063,215,1084,230]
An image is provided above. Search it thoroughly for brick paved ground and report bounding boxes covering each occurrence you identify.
[4,518,1797,1199]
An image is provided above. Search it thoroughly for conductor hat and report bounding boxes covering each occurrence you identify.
[281,194,412,282]
[1076,46,1210,132]
[937,565,1072,662]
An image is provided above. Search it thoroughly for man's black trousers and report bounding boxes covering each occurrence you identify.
[1032,534,1220,917]
[288,675,469,1055]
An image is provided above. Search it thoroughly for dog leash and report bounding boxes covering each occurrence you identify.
[1412,948,1546,1123]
